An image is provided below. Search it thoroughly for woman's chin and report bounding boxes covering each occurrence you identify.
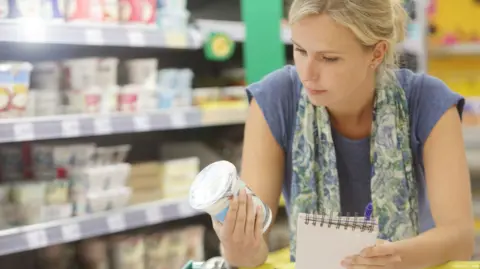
[306,94,330,107]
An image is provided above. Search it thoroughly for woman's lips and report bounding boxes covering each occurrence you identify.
[306,87,328,95]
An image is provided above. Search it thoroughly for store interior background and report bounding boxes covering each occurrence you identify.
[0,0,478,268]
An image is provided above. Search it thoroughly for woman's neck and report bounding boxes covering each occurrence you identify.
[327,86,375,140]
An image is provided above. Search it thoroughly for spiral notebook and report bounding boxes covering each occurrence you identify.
[296,212,378,269]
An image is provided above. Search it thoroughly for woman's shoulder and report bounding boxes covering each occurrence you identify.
[246,65,301,151]
[246,65,301,98]
[395,69,465,144]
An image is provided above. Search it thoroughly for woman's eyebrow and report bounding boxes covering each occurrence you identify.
[291,39,342,54]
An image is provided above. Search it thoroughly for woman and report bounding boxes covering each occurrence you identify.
[213,0,475,268]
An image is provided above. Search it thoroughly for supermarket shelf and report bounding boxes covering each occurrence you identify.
[430,44,480,56]
[165,19,425,55]
[0,198,202,256]
[0,106,248,143]
[0,108,475,145]
[0,21,203,49]
[195,19,246,42]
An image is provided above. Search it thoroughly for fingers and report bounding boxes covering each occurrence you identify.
[223,195,237,235]
[211,216,223,233]
[245,193,255,236]
[233,189,248,240]
[360,242,396,258]
[254,203,264,240]
[342,254,401,267]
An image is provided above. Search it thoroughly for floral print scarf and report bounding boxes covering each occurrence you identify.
[290,80,419,261]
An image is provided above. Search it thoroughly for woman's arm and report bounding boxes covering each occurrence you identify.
[221,98,285,267]
[393,106,475,269]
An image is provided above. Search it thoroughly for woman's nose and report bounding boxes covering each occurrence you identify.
[304,58,319,81]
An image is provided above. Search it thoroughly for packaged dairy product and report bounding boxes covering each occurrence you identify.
[189,160,272,233]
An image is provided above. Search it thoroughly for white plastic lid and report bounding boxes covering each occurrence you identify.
[189,160,236,210]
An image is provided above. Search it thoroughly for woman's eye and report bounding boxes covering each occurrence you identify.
[323,57,339,62]
[294,48,307,56]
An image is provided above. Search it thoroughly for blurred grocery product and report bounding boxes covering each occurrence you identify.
[37,244,76,269]
[429,57,480,127]
[78,238,110,269]
[0,62,32,118]
[428,0,480,46]
[0,142,134,226]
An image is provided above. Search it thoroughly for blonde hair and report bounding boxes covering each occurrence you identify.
[288,0,408,87]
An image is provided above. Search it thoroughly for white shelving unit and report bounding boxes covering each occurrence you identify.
[0,198,201,256]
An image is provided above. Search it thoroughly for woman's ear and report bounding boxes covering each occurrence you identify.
[370,41,388,68]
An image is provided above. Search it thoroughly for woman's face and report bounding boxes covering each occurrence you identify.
[291,14,378,107]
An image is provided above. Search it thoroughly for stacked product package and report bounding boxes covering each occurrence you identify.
[0,0,189,29]
[0,140,218,228]
[33,225,205,269]
[24,58,195,117]
[0,59,250,119]
[127,139,244,205]
[0,143,132,228]
[156,0,190,33]
[128,157,200,205]
[0,62,33,118]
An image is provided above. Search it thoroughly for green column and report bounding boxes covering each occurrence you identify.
[241,0,286,84]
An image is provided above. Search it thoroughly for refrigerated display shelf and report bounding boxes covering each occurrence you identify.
[0,198,201,256]
[0,106,248,143]
[0,21,202,49]
[430,44,480,56]
[195,19,423,56]
[0,108,475,147]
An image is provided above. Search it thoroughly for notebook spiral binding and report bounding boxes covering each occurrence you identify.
[303,211,376,233]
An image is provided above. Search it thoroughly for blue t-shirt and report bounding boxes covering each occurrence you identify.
[246,65,464,233]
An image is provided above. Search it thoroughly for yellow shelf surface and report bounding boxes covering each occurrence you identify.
[279,195,286,207]
[240,248,480,269]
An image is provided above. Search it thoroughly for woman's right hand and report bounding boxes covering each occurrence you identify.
[212,188,268,267]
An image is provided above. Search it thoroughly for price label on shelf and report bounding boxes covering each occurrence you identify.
[23,26,47,43]
[133,115,150,131]
[107,214,126,232]
[13,122,35,141]
[145,206,162,224]
[190,30,203,48]
[170,113,187,128]
[94,117,112,135]
[61,119,80,137]
[128,31,146,47]
[164,31,187,48]
[85,29,104,45]
[25,230,48,249]
[61,223,81,242]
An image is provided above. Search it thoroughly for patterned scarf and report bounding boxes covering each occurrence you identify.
[290,78,419,261]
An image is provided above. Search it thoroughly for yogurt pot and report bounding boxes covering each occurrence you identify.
[189,160,272,233]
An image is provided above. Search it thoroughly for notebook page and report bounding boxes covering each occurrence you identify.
[296,213,378,269]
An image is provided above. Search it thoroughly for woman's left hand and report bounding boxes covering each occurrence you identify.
[341,240,402,269]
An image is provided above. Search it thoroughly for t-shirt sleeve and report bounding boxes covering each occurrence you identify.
[411,74,465,144]
[246,66,298,151]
